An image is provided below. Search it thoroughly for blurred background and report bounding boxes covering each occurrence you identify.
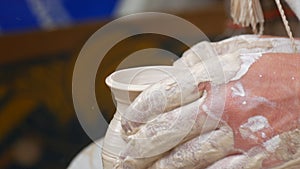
[0,0,298,169]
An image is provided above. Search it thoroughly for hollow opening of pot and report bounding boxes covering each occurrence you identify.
[105,66,176,91]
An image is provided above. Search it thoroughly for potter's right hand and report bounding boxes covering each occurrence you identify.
[116,35,300,169]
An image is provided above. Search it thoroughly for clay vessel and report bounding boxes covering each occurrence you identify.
[102,66,176,168]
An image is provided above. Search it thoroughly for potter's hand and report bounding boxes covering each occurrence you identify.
[117,35,300,169]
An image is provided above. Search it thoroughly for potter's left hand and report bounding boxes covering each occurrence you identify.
[116,35,300,169]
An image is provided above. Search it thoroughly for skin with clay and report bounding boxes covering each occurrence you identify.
[113,35,300,169]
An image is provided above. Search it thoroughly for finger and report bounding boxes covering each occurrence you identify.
[113,155,160,169]
[149,126,235,169]
[205,142,267,169]
[273,157,300,169]
[173,41,218,67]
[262,128,300,168]
[174,35,261,68]
[208,127,300,169]
[206,153,265,169]
[213,34,267,55]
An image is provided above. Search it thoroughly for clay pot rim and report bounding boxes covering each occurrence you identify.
[105,65,174,91]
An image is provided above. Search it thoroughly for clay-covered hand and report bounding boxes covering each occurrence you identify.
[116,35,300,169]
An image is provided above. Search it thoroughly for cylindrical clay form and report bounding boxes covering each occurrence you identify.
[103,66,178,169]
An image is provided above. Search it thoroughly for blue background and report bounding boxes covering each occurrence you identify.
[0,0,118,33]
